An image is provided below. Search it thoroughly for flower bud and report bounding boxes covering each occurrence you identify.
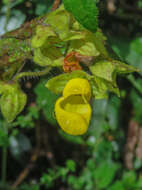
[0,82,27,122]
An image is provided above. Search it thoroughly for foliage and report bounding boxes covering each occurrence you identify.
[63,0,99,32]
[0,0,142,190]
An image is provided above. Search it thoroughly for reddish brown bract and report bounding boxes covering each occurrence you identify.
[63,51,82,73]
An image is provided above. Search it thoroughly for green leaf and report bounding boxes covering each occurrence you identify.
[94,161,119,189]
[40,173,54,188]
[14,115,34,128]
[46,69,120,99]
[90,61,116,82]
[56,167,68,180]
[12,106,39,128]
[42,5,88,41]
[33,47,64,67]
[136,177,142,188]
[68,175,85,189]
[114,60,138,74]
[90,60,137,82]
[63,31,85,41]
[68,29,108,59]
[45,70,91,94]
[34,80,59,125]
[69,33,100,57]
[59,130,85,145]
[63,0,99,33]
[90,77,109,99]
[31,25,56,48]
[122,171,136,189]
[130,37,142,55]
[87,159,95,171]
[106,96,121,130]
[66,160,76,172]
[46,68,120,100]
[90,76,120,99]
[108,36,142,72]
[109,181,125,190]
[45,5,71,40]
[92,29,109,58]
[89,59,137,98]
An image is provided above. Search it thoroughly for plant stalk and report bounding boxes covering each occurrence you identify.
[13,67,51,82]
[1,146,7,184]
[1,122,9,185]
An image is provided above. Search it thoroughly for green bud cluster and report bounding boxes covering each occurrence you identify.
[0,82,27,122]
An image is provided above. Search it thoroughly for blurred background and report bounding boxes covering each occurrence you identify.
[0,0,142,190]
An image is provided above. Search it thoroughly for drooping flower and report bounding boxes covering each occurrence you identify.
[54,78,92,135]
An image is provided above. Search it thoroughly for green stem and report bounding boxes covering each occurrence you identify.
[1,147,7,184]
[13,67,51,82]
[1,122,8,184]
[4,0,11,32]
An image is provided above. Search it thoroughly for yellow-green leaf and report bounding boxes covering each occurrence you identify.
[45,70,91,94]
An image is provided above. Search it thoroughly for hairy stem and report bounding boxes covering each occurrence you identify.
[13,67,51,82]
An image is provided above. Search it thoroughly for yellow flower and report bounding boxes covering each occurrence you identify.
[63,78,91,101]
[55,78,92,135]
